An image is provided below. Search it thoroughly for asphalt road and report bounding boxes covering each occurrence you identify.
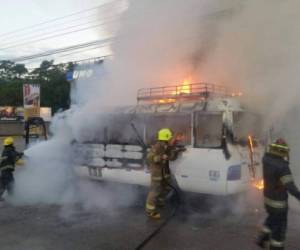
[0,137,300,250]
[0,184,300,250]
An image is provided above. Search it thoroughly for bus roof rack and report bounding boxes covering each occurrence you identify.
[137,82,233,104]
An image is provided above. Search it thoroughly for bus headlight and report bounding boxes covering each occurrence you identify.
[227,165,241,180]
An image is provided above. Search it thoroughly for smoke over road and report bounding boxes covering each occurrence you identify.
[10,0,300,214]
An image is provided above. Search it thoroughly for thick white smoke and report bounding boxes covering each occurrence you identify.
[196,1,300,190]
[102,0,242,104]
[11,113,75,204]
[103,0,300,202]
[10,0,300,215]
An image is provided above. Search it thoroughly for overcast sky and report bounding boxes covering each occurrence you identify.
[0,0,123,66]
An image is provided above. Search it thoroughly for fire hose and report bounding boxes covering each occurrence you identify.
[134,179,181,250]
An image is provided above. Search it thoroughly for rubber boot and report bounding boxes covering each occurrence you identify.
[146,211,161,219]
[0,188,5,201]
[256,233,270,249]
[270,246,284,250]
[156,198,165,208]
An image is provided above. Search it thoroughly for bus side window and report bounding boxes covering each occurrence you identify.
[106,114,145,145]
[145,114,191,145]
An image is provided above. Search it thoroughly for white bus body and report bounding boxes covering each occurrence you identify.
[73,83,264,196]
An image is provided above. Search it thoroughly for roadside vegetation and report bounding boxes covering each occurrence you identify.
[0,60,72,112]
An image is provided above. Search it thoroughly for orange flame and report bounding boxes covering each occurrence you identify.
[157,98,176,104]
[158,78,191,103]
[248,135,254,153]
[172,78,191,95]
[252,179,264,190]
[231,92,243,97]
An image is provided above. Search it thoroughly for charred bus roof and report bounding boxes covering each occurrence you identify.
[137,82,233,103]
[117,83,244,114]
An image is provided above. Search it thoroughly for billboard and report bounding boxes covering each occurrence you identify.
[0,107,52,121]
[23,84,40,108]
[23,84,40,119]
[0,106,23,121]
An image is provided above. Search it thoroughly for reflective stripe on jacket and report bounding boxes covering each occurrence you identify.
[264,197,287,209]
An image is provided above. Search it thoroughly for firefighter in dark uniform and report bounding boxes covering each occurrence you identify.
[257,138,300,250]
[0,137,23,200]
[145,128,181,219]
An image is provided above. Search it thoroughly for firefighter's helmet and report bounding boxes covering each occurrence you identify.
[3,137,14,146]
[269,138,289,158]
[158,128,173,141]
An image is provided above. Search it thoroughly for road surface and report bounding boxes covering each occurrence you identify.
[0,184,300,250]
[0,137,299,250]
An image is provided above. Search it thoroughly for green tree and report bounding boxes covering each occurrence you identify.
[0,60,71,113]
[0,82,23,106]
[12,64,28,79]
[0,60,15,79]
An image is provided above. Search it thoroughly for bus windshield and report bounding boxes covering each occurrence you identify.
[194,112,223,148]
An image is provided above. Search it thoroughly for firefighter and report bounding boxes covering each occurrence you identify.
[257,138,300,250]
[0,137,23,200]
[145,128,181,219]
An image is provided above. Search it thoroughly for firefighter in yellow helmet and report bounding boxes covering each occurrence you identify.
[145,128,182,219]
[0,137,23,200]
[257,138,300,250]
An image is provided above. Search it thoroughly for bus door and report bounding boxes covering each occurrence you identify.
[173,112,226,194]
[232,111,264,180]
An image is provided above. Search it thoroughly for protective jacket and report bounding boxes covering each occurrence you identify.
[263,153,300,209]
[145,141,178,215]
[0,145,23,198]
[147,141,177,174]
[0,145,23,172]
[258,151,300,249]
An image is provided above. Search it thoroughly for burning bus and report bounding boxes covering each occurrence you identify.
[73,81,264,196]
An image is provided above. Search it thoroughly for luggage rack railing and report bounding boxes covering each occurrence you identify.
[137,82,231,103]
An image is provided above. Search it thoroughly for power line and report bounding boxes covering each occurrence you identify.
[10,40,111,62]
[7,39,112,62]
[0,15,119,49]
[0,13,100,44]
[2,7,234,64]
[0,21,115,51]
[23,44,111,64]
[0,0,122,38]
[0,2,124,46]
[1,4,229,50]
[15,44,112,66]
[26,55,111,71]
[56,45,111,59]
